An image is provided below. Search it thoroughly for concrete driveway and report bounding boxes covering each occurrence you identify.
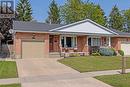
[16,58,79,78]
[16,58,112,87]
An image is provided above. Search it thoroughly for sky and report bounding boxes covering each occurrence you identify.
[15,0,130,22]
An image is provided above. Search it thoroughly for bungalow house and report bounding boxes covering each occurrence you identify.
[13,19,130,59]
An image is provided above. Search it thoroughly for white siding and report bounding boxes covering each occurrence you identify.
[58,22,112,34]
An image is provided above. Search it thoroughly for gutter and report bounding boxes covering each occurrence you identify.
[14,30,118,37]
[14,30,130,37]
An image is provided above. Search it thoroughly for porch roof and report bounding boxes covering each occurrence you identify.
[50,19,118,35]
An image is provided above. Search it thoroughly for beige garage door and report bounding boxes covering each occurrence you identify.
[121,42,130,56]
[22,41,45,58]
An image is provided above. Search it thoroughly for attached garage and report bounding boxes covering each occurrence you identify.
[22,41,45,58]
[121,42,130,56]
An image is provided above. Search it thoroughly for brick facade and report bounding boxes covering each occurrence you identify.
[14,32,49,58]
[111,37,130,51]
[14,32,130,58]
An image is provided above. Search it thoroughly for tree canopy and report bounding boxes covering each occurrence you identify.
[16,0,32,21]
[46,0,60,24]
[108,5,124,31]
[60,0,106,26]
[124,9,130,32]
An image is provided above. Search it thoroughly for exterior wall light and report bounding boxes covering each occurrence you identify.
[32,33,36,39]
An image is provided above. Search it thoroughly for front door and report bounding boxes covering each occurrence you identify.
[49,35,53,52]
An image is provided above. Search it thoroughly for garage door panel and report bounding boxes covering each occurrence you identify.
[121,43,130,56]
[22,41,45,58]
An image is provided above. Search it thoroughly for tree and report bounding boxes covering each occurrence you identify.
[46,0,60,24]
[60,0,83,24]
[16,0,32,21]
[60,0,106,26]
[0,18,13,42]
[124,9,130,32]
[108,5,124,31]
[83,3,106,26]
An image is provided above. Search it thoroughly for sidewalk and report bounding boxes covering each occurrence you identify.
[0,78,20,85]
[83,69,130,77]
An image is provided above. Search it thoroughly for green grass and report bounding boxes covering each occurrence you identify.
[95,73,130,87]
[0,84,21,87]
[0,61,18,79]
[58,56,130,72]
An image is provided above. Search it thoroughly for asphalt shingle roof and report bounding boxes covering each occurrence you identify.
[13,21,64,32]
[13,20,130,37]
[110,29,130,36]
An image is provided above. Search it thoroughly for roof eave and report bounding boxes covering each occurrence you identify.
[14,30,118,36]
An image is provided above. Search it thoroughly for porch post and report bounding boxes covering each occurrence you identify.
[59,35,61,46]
[108,37,111,47]
[64,36,66,47]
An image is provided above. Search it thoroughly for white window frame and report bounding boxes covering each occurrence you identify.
[88,36,111,47]
[88,36,101,46]
[60,35,77,48]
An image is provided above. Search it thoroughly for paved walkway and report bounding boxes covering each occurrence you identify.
[1,58,130,87]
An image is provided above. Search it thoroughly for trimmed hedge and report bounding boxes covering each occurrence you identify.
[99,48,117,56]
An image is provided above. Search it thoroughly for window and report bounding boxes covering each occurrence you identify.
[88,37,100,46]
[61,36,77,48]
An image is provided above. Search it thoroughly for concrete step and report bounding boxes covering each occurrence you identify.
[49,52,61,58]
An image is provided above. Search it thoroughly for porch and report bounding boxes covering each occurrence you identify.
[49,35,112,56]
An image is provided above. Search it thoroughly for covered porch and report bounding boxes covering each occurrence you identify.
[49,34,112,56]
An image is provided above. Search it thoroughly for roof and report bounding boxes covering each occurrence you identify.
[13,19,130,37]
[13,21,64,32]
[110,29,130,36]
[50,19,118,35]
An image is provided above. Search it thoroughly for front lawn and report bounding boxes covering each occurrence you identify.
[0,61,18,79]
[58,56,130,72]
[0,84,21,87]
[95,73,130,87]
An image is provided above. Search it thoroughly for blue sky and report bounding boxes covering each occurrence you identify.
[15,0,130,22]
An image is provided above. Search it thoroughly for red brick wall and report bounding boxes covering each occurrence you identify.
[14,32,49,58]
[111,37,130,51]
[77,36,88,55]
[111,37,119,51]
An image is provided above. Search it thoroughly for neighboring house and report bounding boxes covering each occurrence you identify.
[13,19,130,58]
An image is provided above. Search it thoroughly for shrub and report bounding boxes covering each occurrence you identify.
[118,50,124,56]
[99,48,115,56]
[91,52,101,56]
[110,48,117,56]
